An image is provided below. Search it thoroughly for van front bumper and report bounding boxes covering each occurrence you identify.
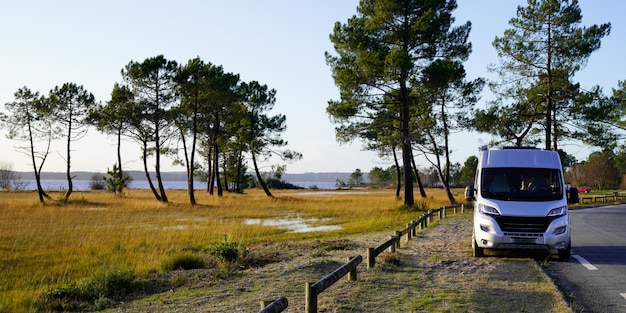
[473,213,570,251]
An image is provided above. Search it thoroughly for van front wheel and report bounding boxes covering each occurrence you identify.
[473,239,484,257]
[558,242,571,259]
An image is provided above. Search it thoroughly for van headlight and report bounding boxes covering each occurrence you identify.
[479,204,501,216]
[547,206,567,217]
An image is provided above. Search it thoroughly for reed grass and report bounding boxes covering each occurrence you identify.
[0,187,462,312]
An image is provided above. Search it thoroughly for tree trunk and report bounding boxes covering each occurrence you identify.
[410,149,427,198]
[213,140,223,197]
[252,150,273,197]
[399,97,414,207]
[545,15,554,151]
[427,132,457,204]
[142,142,162,201]
[63,123,73,201]
[180,129,196,205]
[207,146,214,194]
[441,100,457,204]
[28,121,50,203]
[151,100,168,203]
[154,130,168,203]
[35,171,45,203]
[117,124,123,176]
[392,147,401,199]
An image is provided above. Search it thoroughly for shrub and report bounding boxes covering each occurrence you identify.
[35,268,136,312]
[161,252,206,272]
[397,200,429,212]
[80,268,135,300]
[36,283,83,312]
[380,252,402,266]
[210,236,244,263]
[89,173,105,190]
[104,163,130,195]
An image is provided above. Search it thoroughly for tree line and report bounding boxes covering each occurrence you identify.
[0,55,300,204]
[4,0,626,207]
[366,147,626,194]
[326,0,625,207]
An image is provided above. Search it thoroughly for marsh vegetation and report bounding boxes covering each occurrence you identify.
[0,188,571,312]
[0,188,444,312]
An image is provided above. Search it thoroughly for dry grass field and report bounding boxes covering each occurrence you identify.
[0,187,447,312]
[0,187,571,312]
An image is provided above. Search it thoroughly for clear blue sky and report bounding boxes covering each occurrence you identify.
[1,1,624,174]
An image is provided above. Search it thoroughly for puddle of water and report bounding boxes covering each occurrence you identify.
[162,225,186,231]
[87,207,108,211]
[244,214,341,233]
[125,223,187,231]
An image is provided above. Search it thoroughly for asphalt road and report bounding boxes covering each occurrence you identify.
[546,204,626,312]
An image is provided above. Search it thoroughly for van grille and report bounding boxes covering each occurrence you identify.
[495,216,551,233]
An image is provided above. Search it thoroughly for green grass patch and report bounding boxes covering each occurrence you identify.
[161,252,206,272]
[35,268,136,312]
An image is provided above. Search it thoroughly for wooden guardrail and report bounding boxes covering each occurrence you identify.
[258,203,471,313]
[305,255,363,313]
[580,192,626,204]
[259,296,288,313]
[366,204,467,269]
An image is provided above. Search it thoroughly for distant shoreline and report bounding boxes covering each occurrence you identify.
[13,178,339,191]
[14,171,368,183]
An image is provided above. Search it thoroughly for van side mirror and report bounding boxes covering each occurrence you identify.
[465,185,476,201]
[567,187,579,204]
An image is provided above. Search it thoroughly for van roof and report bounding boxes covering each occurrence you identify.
[481,148,562,169]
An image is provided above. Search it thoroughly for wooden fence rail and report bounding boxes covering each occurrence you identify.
[259,296,288,313]
[580,192,626,204]
[305,255,363,313]
[366,204,463,269]
[259,203,472,313]
[367,235,397,268]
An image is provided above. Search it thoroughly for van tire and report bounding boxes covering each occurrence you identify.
[558,242,571,259]
[473,239,484,257]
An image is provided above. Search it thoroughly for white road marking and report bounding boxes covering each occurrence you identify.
[621,293,626,301]
[572,254,598,271]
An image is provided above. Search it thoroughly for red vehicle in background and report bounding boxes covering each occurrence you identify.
[578,186,591,193]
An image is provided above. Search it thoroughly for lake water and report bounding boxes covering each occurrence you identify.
[14,180,338,191]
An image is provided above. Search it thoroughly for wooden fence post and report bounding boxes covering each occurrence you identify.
[395,231,402,248]
[388,235,396,253]
[406,222,413,240]
[305,282,317,313]
[260,300,270,309]
[367,247,375,269]
[306,255,363,312]
[347,257,357,281]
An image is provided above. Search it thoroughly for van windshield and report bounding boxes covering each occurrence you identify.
[481,167,563,201]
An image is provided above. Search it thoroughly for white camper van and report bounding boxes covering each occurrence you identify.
[465,146,576,259]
